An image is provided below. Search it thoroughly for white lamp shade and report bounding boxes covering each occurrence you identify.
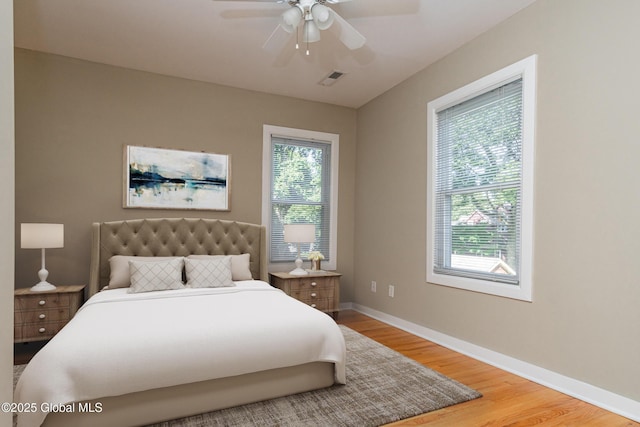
[302,20,321,43]
[311,4,334,31]
[283,224,316,243]
[280,7,302,33]
[21,223,64,249]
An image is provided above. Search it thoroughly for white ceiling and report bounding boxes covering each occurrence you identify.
[13,0,537,108]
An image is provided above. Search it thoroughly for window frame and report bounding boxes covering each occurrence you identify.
[426,55,537,301]
[262,124,339,271]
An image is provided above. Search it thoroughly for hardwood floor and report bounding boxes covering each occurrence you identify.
[337,310,639,427]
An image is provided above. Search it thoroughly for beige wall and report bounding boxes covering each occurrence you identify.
[14,49,357,302]
[1,0,14,424]
[355,0,640,401]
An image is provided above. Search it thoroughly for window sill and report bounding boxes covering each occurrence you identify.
[426,270,532,302]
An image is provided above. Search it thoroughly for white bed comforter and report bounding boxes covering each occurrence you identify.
[14,281,346,427]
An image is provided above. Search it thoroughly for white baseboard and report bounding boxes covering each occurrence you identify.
[340,302,640,423]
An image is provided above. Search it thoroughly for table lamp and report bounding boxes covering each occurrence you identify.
[283,224,315,276]
[21,223,64,292]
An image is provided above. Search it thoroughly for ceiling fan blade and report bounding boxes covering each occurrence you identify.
[262,25,293,53]
[331,10,365,50]
[325,0,353,3]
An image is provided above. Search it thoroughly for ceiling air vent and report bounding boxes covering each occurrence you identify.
[319,70,345,87]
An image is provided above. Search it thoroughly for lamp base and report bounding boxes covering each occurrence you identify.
[289,256,308,276]
[289,267,309,276]
[30,281,56,292]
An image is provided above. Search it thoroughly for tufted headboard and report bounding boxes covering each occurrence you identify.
[88,218,267,297]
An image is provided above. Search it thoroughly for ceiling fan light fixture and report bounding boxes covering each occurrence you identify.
[302,20,321,43]
[311,4,334,31]
[280,6,303,33]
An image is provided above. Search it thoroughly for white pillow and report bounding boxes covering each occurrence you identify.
[187,253,252,281]
[128,258,185,294]
[109,256,183,289]
[185,257,235,288]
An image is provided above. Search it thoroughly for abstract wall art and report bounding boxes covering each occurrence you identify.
[124,145,230,211]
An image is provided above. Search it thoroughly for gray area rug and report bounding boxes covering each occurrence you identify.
[14,326,481,427]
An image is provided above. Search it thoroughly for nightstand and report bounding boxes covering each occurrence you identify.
[269,271,341,318]
[14,285,85,343]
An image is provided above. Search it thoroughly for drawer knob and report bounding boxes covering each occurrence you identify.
[39,314,46,319]
[311,282,317,287]
[311,304,317,308]
[311,292,317,298]
[39,300,46,306]
[39,328,46,333]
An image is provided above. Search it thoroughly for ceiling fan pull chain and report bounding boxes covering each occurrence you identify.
[305,18,310,55]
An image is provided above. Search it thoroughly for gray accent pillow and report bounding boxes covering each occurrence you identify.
[185,257,235,288]
[128,258,185,293]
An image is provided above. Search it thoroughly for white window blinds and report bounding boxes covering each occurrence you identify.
[433,78,523,285]
[269,136,331,263]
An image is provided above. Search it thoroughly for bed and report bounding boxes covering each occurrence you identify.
[15,218,346,427]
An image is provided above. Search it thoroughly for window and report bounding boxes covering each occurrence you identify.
[262,125,338,271]
[427,55,536,301]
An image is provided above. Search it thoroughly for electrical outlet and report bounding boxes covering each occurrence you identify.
[388,285,395,298]
[371,281,377,293]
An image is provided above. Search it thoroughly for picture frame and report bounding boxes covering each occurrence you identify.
[124,145,231,211]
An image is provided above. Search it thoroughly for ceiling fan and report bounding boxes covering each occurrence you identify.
[213,0,366,55]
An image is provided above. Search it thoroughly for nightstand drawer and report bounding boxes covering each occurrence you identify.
[289,278,333,292]
[15,307,71,324]
[301,298,334,311]
[15,293,71,310]
[15,322,65,342]
[290,286,334,301]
